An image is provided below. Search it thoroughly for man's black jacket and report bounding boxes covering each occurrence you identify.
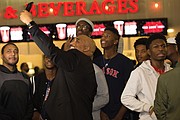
[29,23,97,120]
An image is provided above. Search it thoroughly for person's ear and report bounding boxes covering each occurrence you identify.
[83,46,90,52]
[114,39,118,45]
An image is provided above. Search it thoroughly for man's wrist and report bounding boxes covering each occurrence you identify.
[27,21,35,28]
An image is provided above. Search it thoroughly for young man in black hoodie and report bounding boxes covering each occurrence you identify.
[0,43,33,120]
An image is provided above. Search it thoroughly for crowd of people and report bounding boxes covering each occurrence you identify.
[0,8,180,120]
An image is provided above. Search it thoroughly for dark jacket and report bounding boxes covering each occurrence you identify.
[29,23,97,120]
[154,63,180,120]
[0,65,33,120]
[32,71,54,118]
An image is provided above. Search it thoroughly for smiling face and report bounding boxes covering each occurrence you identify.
[1,44,19,67]
[148,39,167,61]
[76,21,92,37]
[100,30,118,50]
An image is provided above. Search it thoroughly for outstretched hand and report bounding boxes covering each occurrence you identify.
[20,10,33,25]
[63,34,74,51]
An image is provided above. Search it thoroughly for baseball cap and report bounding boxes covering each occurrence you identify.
[75,18,94,31]
[167,37,176,44]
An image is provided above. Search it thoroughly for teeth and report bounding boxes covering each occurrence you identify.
[158,54,165,57]
[101,41,105,43]
[70,46,75,49]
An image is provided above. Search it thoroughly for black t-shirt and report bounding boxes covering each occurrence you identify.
[94,53,134,119]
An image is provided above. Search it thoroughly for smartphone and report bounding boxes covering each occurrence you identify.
[26,2,34,12]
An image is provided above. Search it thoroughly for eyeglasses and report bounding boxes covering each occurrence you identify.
[76,25,90,31]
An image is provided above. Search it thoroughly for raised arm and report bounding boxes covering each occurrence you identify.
[20,10,78,70]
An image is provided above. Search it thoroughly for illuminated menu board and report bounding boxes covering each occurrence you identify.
[0,26,10,42]
[10,27,23,41]
[67,24,76,37]
[0,18,168,43]
[92,23,106,37]
[139,18,168,36]
[124,21,138,35]
[56,24,67,39]
[113,20,139,36]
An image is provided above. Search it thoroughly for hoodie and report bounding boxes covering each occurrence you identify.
[121,60,171,120]
[0,65,33,120]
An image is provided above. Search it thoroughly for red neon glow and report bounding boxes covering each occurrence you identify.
[4,6,18,19]
[3,0,139,19]
[92,24,106,36]
[39,26,50,35]
[142,21,165,34]
[49,2,63,16]
[38,3,49,17]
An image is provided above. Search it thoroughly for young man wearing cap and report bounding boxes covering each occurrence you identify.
[154,32,180,120]
[94,27,134,120]
[121,33,172,120]
[166,37,178,68]
[63,18,102,59]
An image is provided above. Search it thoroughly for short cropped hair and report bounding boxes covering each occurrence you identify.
[104,27,120,40]
[104,27,120,49]
[20,62,27,70]
[146,33,167,49]
[1,43,18,54]
[134,38,148,49]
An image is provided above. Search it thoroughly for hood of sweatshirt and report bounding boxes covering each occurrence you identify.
[139,60,172,75]
[0,65,18,74]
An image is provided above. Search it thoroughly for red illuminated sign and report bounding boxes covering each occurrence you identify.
[39,26,50,36]
[142,21,165,34]
[3,0,139,19]
[0,18,167,43]
[92,24,106,36]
